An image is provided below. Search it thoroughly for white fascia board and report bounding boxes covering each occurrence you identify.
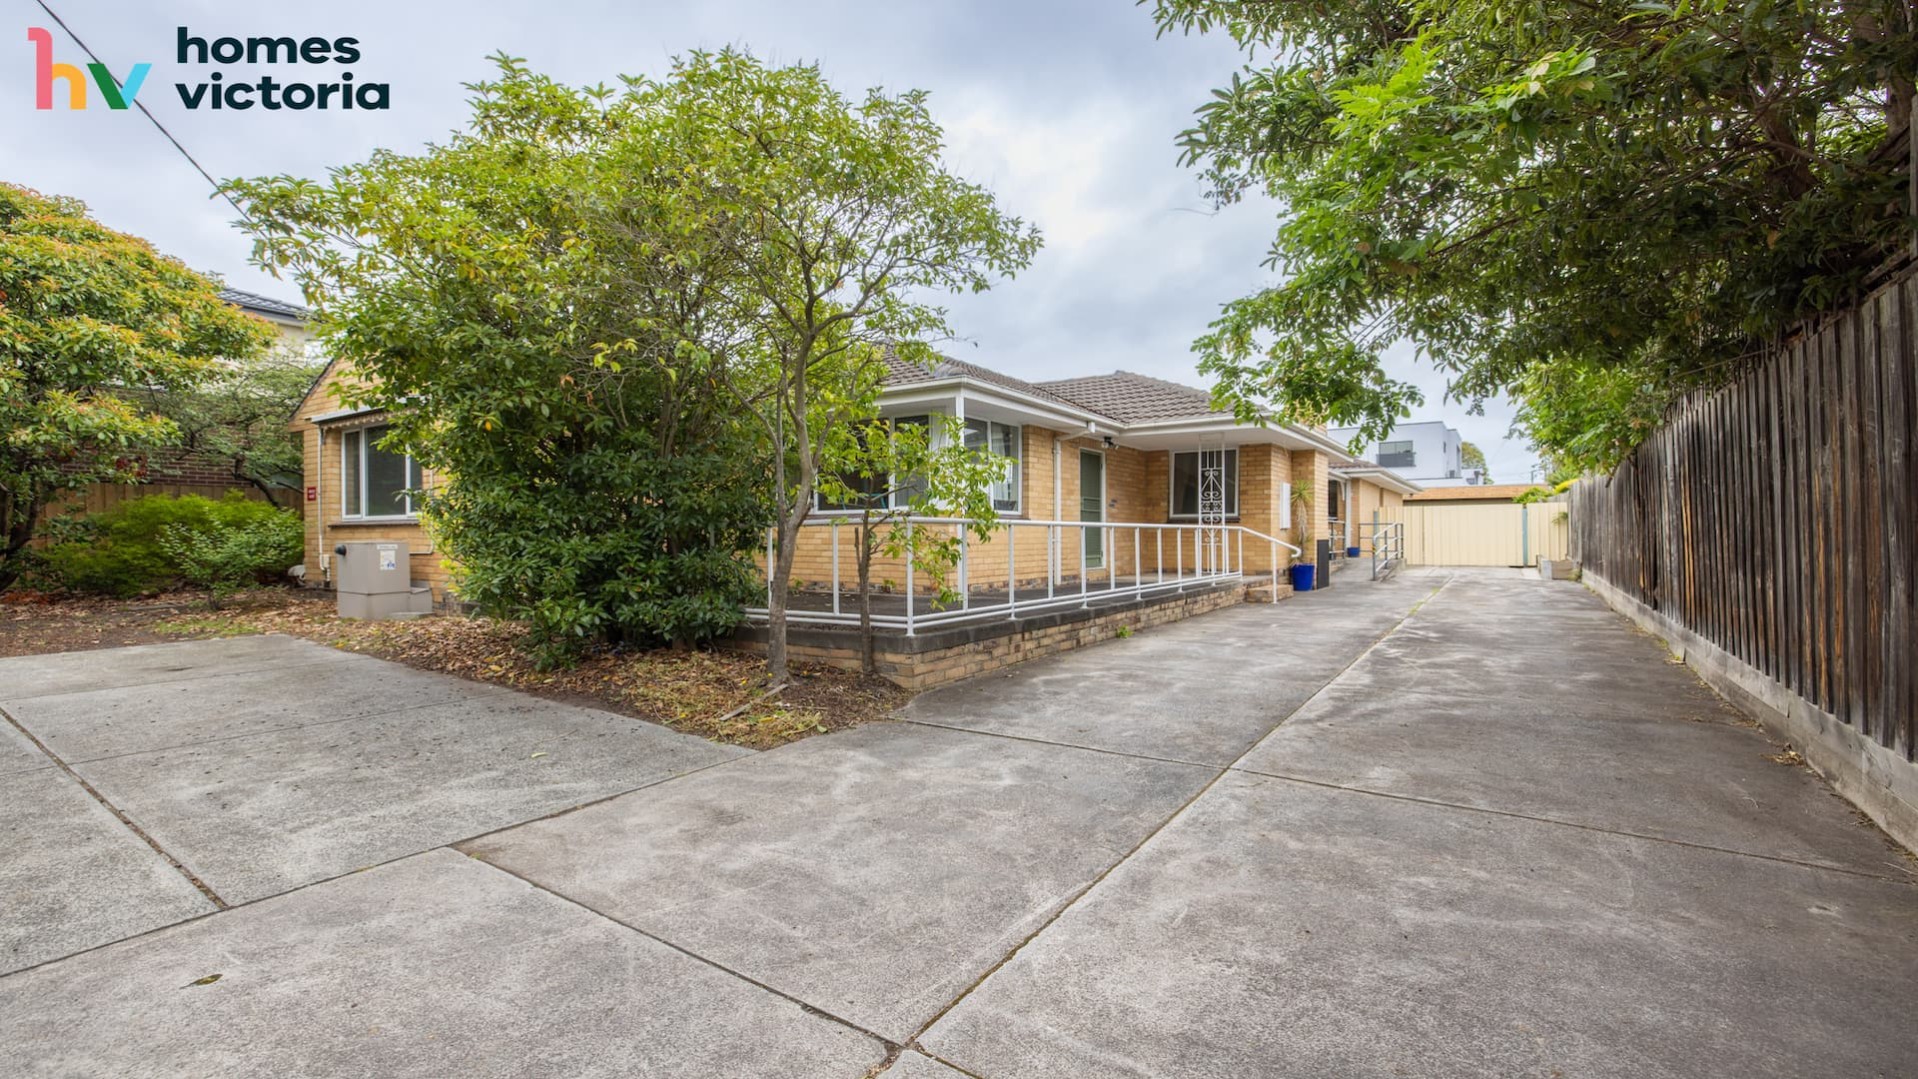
[1334,467,1423,495]
[307,405,386,425]
[1121,414,1357,460]
[878,377,1113,431]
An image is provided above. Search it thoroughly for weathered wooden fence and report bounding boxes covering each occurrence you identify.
[1570,263,1916,763]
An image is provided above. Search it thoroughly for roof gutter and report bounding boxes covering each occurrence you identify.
[878,376,1119,428]
[1332,466,1423,496]
[1122,413,1357,461]
[306,405,386,425]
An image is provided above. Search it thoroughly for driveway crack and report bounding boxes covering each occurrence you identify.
[906,575,1451,1047]
[0,703,227,909]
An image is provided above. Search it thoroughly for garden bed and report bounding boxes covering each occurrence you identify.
[0,588,907,750]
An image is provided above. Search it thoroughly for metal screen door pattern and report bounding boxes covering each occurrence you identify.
[1197,436,1226,569]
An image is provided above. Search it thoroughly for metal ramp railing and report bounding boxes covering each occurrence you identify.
[1371,521,1405,581]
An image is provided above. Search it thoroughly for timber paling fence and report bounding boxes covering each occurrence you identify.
[1570,260,1916,763]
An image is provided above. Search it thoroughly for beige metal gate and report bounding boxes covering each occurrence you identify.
[1402,503,1569,567]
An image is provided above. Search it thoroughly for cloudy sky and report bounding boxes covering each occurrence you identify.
[7,0,1540,483]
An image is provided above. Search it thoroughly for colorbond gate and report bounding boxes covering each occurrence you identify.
[1401,503,1569,567]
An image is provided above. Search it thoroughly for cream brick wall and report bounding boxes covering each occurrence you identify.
[1345,480,1407,554]
[1288,450,1332,556]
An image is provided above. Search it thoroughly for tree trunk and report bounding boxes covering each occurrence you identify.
[0,494,42,595]
[856,522,877,675]
[764,513,801,686]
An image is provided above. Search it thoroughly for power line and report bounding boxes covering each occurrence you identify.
[31,0,253,224]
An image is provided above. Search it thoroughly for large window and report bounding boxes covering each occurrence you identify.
[340,424,420,519]
[963,418,1021,513]
[1378,440,1416,468]
[1169,448,1238,518]
[816,415,929,512]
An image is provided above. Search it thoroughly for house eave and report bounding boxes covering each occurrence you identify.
[306,405,386,426]
[879,376,1120,432]
[1332,467,1424,496]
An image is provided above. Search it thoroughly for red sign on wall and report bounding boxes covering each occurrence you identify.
[306,486,318,502]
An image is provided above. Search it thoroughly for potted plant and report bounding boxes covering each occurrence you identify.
[1287,486,1316,591]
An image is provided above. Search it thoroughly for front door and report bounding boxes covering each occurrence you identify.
[1080,449,1105,570]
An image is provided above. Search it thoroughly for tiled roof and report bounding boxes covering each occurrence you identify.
[881,353,1108,418]
[219,288,309,321]
[1035,371,1224,424]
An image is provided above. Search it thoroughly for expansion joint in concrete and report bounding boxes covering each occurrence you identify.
[0,703,228,910]
[904,575,1452,1046]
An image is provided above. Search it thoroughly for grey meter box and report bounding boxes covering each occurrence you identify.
[333,540,432,620]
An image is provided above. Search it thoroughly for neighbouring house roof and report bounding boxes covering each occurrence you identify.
[1406,483,1543,502]
[1332,462,1424,496]
[1036,371,1223,424]
[882,353,1113,421]
[219,287,310,323]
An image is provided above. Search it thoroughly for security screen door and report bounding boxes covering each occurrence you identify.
[1080,450,1105,570]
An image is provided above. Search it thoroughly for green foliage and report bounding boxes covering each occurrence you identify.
[230,50,1038,676]
[130,345,323,508]
[1458,440,1489,482]
[0,184,274,591]
[1152,0,1917,474]
[159,512,303,607]
[40,494,299,597]
[818,412,1009,672]
[1287,483,1314,562]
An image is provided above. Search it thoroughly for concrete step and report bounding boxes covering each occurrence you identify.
[1244,581,1295,604]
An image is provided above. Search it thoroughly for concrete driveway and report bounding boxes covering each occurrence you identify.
[3,571,1915,1077]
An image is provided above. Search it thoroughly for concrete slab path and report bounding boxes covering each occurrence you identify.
[4,571,1914,1077]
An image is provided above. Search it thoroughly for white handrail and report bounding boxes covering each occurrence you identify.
[751,516,1305,633]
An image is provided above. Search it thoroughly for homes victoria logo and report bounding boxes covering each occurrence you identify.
[28,27,389,111]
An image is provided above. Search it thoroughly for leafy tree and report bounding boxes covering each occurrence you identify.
[817,413,1007,674]
[1458,439,1489,482]
[602,50,1041,685]
[1152,0,1917,475]
[0,184,272,593]
[232,53,1035,674]
[230,57,771,664]
[132,344,323,508]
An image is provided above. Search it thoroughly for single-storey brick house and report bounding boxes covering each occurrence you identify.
[290,358,453,600]
[290,352,1417,610]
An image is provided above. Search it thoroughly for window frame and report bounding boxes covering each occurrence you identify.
[814,414,933,514]
[1377,440,1417,468]
[1167,447,1240,519]
[962,418,1022,516]
[339,423,421,521]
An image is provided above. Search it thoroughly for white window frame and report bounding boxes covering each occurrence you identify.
[1167,448,1240,519]
[963,418,1022,516]
[339,424,420,521]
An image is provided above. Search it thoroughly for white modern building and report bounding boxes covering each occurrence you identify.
[1327,420,1487,488]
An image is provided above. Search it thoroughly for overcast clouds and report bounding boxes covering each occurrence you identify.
[6,0,1540,482]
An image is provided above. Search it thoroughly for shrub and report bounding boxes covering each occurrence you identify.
[39,494,301,597]
[159,516,303,607]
